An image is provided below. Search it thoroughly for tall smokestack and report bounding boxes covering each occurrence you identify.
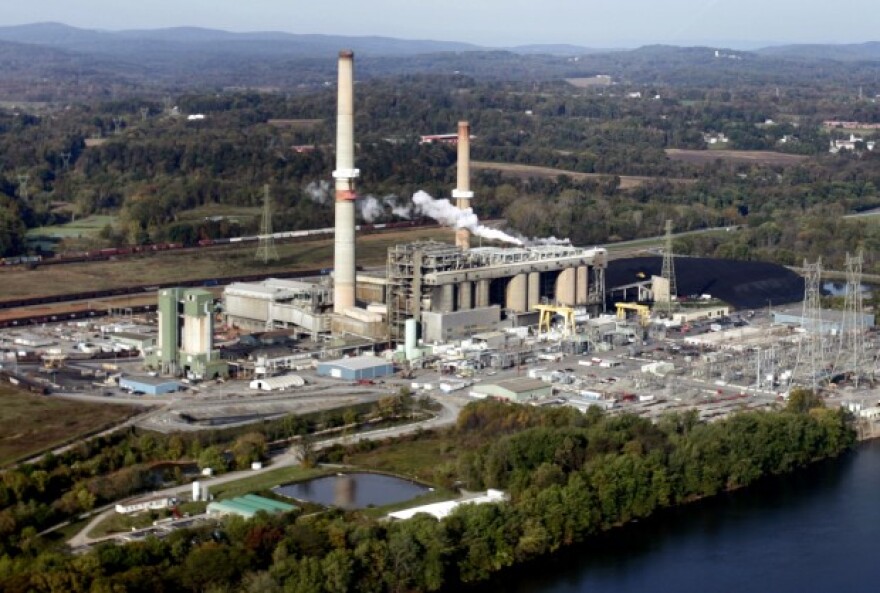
[333,50,359,313]
[453,121,473,250]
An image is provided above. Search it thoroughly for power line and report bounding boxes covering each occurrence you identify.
[255,184,279,264]
[659,219,677,315]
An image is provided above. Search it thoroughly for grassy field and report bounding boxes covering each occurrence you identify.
[471,161,694,190]
[0,385,140,466]
[665,148,809,166]
[27,215,117,239]
[0,226,451,300]
[175,204,262,222]
[339,435,460,483]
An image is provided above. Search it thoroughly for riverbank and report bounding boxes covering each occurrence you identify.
[474,440,880,593]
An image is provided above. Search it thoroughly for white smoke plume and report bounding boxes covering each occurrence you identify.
[358,195,384,223]
[411,190,523,246]
[383,195,412,219]
[304,180,331,205]
[522,235,572,247]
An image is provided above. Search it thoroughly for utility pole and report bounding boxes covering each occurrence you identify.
[16,174,29,200]
[255,184,279,264]
[660,219,677,315]
[841,250,866,386]
[800,258,824,392]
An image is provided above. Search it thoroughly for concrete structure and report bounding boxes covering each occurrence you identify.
[115,496,176,514]
[148,288,228,379]
[207,494,296,519]
[109,332,156,355]
[671,306,730,324]
[316,355,394,380]
[119,375,181,395]
[333,50,359,313]
[387,242,607,341]
[453,121,474,250]
[224,278,332,334]
[470,378,553,403]
[388,489,507,520]
[422,306,502,343]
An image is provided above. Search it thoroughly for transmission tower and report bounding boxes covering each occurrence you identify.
[16,174,29,200]
[840,250,866,386]
[112,117,123,135]
[140,107,150,121]
[59,152,72,171]
[255,184,279,264]
[799,258,825,392]
[659,219,678,314]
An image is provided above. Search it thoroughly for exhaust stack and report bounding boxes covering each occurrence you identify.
[453,121,474,250]
[333,50,359,313]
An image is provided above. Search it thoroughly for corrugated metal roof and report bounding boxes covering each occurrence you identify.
[320,355,392,371]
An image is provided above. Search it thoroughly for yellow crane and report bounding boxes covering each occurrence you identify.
[534,304,576,336]
[615,302,651,326]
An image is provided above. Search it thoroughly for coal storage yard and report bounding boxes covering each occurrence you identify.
[607,256,805,310]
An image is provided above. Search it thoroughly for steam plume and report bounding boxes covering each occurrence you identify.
[412,190,523,246]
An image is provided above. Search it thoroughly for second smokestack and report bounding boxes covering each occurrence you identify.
[333,50,359,313]
[453,121,473,250]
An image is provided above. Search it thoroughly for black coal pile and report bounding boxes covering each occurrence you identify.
[606,256,805,310]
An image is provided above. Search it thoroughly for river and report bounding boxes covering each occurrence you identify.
[481,441,880,593]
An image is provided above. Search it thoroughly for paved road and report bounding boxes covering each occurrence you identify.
[66,395,465,548]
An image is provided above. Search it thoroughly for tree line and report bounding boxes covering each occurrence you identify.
[0,391,854,592]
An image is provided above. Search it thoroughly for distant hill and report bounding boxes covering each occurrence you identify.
[757,42,880,61]
[0,22,483,57]
[1,23,880,101]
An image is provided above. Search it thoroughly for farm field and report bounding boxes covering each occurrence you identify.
[0,384,140,466]
[665,148,809,166]
[470,161,694,189]
[27,215,118,239]
[0,226,451,300]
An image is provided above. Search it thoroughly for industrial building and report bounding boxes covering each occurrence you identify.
[206,494,296,519]
[218,51,608,348]
[224,278,332,334]
[119,375,182,395]
[772,308,875,334]
[316,355,395,380]
[470,378,553,403]
[146,288,228,379]
[387,242,607,343]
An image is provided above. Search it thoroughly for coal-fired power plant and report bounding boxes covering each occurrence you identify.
[453,121,473,251]
[333,50,359,313]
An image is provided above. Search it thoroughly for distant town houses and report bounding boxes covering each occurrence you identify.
[824,120,880,130]
[829,134,876,154]
[703,132,729,145]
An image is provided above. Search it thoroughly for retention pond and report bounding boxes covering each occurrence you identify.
[273,472,430,509]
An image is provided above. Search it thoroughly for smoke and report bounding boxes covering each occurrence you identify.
[521,235,571,247]
[358,195,384,223]
[411,190,523,246]
[383,195,412,219]
[304,180,331,205]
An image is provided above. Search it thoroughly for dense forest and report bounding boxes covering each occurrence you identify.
[0,392,854,592]
[2,69,880,273]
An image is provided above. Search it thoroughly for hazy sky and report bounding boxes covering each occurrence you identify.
[3,1,879,47]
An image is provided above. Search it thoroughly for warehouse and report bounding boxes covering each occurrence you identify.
[206,494,296,519]
[316,355,395,380]
[249,374,306,391]
[119,375,182,395]
[772,308,875,335]
[470,378,553,403]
